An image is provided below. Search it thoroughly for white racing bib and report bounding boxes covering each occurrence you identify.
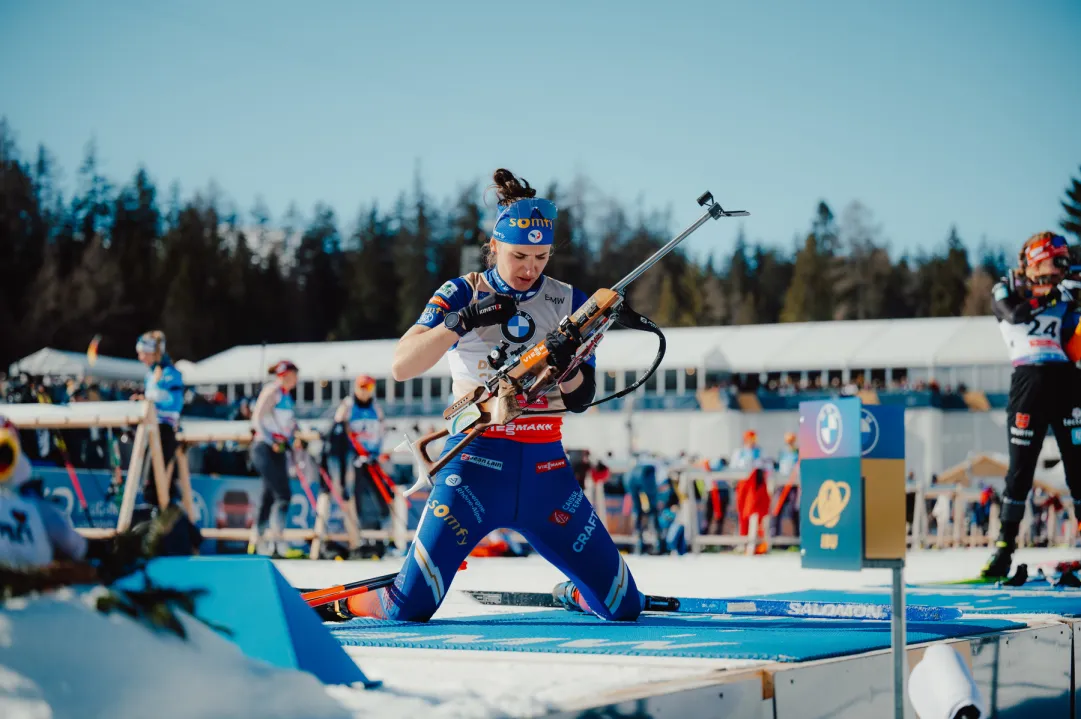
[998,302,1071,366]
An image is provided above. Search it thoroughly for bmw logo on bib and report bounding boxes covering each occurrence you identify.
[860,407,880,457]
[501,310,536,344]
[816,403,843,455]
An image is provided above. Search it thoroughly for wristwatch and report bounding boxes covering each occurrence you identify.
[444,311,464,335]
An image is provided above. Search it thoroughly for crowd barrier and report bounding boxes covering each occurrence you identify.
[7,401,1076,558]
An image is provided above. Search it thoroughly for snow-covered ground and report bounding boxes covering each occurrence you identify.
[2,546,1074,719]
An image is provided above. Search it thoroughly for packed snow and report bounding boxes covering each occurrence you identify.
[2,546,1075,719]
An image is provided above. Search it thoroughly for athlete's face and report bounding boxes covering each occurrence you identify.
[278,370,298,391]
[355,384,373,401]
[492,240,549,291]
[1025,257,1064,291]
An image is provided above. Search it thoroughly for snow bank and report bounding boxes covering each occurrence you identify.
[0,587,355,719]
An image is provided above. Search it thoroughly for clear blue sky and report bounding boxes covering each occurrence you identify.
[2,0,1079,264]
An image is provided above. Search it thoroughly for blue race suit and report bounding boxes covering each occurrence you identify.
[327,395,389,529]
[623,454,666,554]
[137,357,185,512]
[143,357,185,430]
[347,268,643,622]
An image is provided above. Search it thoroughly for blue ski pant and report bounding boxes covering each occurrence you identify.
[348,434,643,622]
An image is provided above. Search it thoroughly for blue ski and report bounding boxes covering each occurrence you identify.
[463,590,962,622]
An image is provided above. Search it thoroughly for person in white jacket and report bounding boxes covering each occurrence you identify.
[0,414,88,570]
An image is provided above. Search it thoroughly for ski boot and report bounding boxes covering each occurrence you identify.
[1057,570,1081,588]
[313,598,357,623]
[980,540,1015,581]
[1003,563,1028,586]
[552,580,586,613]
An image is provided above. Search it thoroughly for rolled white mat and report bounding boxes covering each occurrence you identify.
[908,643,986,719]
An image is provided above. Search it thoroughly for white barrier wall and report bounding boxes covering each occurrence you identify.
[550,407,1009,483]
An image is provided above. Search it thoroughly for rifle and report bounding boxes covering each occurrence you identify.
[398,191,748,496]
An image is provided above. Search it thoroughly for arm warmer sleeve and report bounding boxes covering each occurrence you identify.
[560,364,596,413]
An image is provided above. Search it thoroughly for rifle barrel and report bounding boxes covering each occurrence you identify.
[612,208,716,295]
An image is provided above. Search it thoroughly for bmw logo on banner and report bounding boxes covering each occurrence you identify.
[816,402,844,455]
[860,407,880,457]
[501,310,536,344]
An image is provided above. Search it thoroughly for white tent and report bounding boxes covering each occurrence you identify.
[8,348,147,383]
[181,315,1012,386]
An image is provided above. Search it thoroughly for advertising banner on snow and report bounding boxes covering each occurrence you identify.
[30,465,423,554]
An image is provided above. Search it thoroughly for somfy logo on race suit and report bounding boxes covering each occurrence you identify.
[427,499,469,545]
[816,403,843,455]
[860,408,879,456]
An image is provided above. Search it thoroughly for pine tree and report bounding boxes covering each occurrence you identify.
[929,226,971,317]
[0,121,46,366]
[110,168,163,335]
[292,204,345,342]
[1062,165,1081,244]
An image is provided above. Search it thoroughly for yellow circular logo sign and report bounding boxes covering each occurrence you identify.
[808,479,850,529]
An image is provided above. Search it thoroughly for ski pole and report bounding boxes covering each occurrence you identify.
[302,559,470,608]
[301,571,398,607]
[53,431,94,528]
[291,448,320,515]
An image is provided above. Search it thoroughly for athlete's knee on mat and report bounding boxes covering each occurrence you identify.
[578,588,643,622]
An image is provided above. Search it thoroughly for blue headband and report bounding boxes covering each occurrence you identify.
[135,334,162,354]
[492,198,557,246]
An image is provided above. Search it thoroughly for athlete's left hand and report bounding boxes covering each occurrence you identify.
[545,329,581,375]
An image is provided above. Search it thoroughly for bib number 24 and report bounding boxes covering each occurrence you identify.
[1027,317,1059,337]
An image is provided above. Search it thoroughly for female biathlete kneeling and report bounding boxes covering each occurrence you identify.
[322,169,644,623]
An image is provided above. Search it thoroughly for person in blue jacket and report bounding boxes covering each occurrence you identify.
[130,330,186,520]
[320,168,644,623]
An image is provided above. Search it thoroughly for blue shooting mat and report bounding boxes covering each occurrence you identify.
[738,588,1081,617]
[329,610,1021,661]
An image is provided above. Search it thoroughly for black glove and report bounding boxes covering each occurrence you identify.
[545,329,581,376]
[458,293,517,333]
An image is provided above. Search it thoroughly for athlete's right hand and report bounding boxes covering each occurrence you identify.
[457,293,516,332]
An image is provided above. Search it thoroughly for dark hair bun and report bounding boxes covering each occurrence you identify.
[491,168,537,207]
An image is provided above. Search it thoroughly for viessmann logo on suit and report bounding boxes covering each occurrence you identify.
[535,458,567,473]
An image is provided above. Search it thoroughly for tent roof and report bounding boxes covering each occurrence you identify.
[182,316,1012,384]
[8,348,147,382]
